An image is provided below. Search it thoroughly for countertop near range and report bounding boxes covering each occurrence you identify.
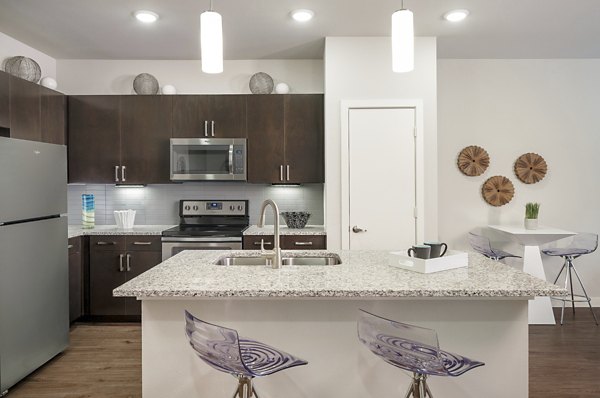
[68,225,174,239]
[243,225,326,236]
[113,250,566,299]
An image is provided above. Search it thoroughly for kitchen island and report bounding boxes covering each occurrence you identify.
[114,250,564,398]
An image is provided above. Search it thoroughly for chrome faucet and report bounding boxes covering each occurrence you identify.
[258,199,282,269]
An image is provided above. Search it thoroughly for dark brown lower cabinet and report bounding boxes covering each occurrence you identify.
[89,235,161,319]
[243,235,326,250]
[68,237,83,323]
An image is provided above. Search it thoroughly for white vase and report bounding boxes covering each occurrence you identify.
[524,218,538,230]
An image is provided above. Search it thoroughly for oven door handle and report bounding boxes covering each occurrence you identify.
[228,145,234,175]
[161,236,243,243]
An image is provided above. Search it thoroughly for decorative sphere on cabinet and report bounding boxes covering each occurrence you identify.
[275,82,290,94]
[133,73,159,95]
[249,72,274,94]
[161,84,177,95]
[3,56,42,82]
[40,77,58,90]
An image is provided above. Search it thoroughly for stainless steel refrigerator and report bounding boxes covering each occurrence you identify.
[0,137,69,394]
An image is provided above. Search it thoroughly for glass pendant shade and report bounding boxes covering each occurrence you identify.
[391,9,414,73]
[200,10,223,74]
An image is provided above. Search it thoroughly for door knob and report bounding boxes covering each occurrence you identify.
[352,226,367,233]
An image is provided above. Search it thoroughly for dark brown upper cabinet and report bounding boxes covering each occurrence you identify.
[9,75,41,142]
[68,95,172,184]
[120,96,172,184]
[172,95,245,138]
[246,94,324,184]
[1,72,66,144]
[68,96,121,183]
[0,71,9,130]
[41,86,67,145]
[284,94,324,183]
[246,95,286,183]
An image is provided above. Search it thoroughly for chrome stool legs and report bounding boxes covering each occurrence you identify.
[232,376,259,398]
[552,256,599,326]
[404,373,434,398]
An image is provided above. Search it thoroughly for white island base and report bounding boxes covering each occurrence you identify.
[141,298,529,398]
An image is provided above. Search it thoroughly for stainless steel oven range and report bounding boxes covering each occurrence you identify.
[161,200,249,261]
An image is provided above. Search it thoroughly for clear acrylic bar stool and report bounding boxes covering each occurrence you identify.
[468,231,521,261]
[184,311,308,398]
[541,233,599,325]
[357,310,484,398]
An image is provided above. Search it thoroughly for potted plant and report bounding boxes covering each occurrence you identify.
[525,202,540,230]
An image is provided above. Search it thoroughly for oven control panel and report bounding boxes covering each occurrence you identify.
[180,200,247,216]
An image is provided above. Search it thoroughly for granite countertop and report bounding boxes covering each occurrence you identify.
[244,225,326,236]
[68,225,174,239]
[113,250,566,299]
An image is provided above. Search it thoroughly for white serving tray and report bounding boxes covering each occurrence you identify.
[388,250,468,274]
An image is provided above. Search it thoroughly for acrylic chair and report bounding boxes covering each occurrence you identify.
[468,231,521,261]
[357,310,484,398]
[184,311,308,398]
[541,233,599,325]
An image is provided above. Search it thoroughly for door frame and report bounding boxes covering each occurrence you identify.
[340,99,425,250]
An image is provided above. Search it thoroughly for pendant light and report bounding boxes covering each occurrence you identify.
[391,0,414,73]
[200,0,223,74]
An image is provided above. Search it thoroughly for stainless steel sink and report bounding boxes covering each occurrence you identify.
[216,255,341,266]
[282,256,341,266]
[216,257,272,266]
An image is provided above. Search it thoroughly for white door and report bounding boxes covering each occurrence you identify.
[348,107,416,250]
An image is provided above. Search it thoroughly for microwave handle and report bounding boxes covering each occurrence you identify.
[228,145,234,175]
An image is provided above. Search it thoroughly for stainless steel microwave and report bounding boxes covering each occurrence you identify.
[170,138,247,181]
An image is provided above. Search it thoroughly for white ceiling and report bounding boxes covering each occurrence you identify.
[0,0,599,60]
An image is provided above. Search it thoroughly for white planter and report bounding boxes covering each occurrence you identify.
[524,218,538,230]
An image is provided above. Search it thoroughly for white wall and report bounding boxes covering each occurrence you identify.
[0,31,56,80]
[438,59,600,299]
[56,59,323,95]
[324,37,438,249]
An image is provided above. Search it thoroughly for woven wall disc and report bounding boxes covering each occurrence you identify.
[457,145,490,176]
[514,152,547,184]
[482,176,515,207]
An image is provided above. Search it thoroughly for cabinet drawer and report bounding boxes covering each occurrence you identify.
[125,236,161,252]
[90,235,126,251]
[281,235,326,250]
[68,236,81,254]
[243,235,275,250]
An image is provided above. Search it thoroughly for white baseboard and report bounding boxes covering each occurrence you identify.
[551,296,600,308]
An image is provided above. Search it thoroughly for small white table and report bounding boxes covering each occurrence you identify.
[488,225,576,325]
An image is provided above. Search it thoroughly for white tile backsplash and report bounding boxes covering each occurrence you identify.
[67,183,324,226]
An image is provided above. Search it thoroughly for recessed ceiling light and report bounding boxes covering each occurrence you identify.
[134,10,159,23]
[290,9,315,22]
[443,9,469,22]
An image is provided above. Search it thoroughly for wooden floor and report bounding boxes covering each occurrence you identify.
[7,323,142,398]
[6,308,600,397]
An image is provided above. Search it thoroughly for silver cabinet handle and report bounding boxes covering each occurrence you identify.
[294,241,313,246]
[352,226,367,233]
[119,254,125,272]
[280,165,284,181]
[96,241,117,246]
[67,244,74,249]
[121,166,126,182]
[204,120,208,137]
[133,241,152,246]
[254,241,273,246]
[115,166,120,182]
[286,165,290,181]
[126,253,131,272]
[211,120,215,137]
